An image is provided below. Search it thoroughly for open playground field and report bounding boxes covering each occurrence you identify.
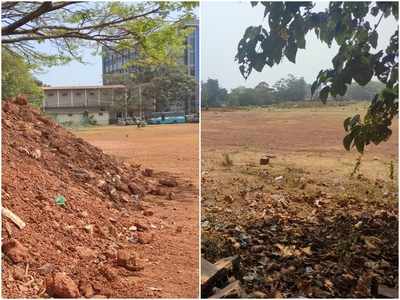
[74,123,199,185]
[201,102,398,298]
[202,102,398,177]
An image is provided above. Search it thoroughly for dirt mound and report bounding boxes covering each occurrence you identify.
[1,100,175,297]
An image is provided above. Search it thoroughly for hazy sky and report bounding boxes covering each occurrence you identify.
[35,2,398,89]
[201,1,398,91]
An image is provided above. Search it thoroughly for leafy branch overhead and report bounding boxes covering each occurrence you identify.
[1,1,197,67]
[236,2,398,153]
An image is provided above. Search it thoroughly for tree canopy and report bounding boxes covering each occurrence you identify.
[201,79,228,108]
[1,48,43,105]
[143,66,196,114]
[1,1,197,67]
[273,74,307,102]
[236,1,398,153]
[202,74,309,107]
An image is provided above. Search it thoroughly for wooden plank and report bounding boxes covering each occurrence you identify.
[201,257,220,285]
[378,285,398,298]
[214,255,240,276]
[210,280,243,298]
[201,257,229,298]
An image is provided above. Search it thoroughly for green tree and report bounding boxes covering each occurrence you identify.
[143,66,196,114]
[228,86,258,106]
[236,2,398,153]
[1,48,43,106]
[254,81,274,105]
[2,2,197,67]
[202,79,228,107]
[273,74,307,101]
[345,81,386,101]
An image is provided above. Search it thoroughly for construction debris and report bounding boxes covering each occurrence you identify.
[201,256,244,298]
[2,207,26,229]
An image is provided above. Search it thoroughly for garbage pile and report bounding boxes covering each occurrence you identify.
[1,97,178,298]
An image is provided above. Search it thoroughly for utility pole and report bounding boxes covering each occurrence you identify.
[125,88,128,118]
[139,85,143,119]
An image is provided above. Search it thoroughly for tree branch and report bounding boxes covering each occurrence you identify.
[1,2,77,36]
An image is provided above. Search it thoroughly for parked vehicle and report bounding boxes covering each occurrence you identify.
[185,114,199,123]
[117,117,146,126]
[135,117,146,127]
[124,117,135,125]
[147,115,186,125]
[117,117,127,126]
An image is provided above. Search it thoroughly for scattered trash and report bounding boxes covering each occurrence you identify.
[259,157,269,165]
[55,195,66,207]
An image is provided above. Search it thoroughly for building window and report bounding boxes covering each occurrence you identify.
[75,92,81,96]
[99,112,103,116]
[89,92,95,96]
[68,113,73,117]
[62,92,68,96]
[48,93,54,96]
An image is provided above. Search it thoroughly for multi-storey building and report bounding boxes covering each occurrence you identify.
[102,19,199,117]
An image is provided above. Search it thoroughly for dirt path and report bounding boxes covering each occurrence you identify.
[75,124,199,298]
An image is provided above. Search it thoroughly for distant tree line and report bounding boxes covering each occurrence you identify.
[201,74,386,108]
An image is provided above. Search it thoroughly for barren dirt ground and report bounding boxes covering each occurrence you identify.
[201,103,398,298]
[74,124,199,185]
[74,123,199,298]
[202,103,398,178]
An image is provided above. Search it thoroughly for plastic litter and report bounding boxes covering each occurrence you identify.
[55,195,66,206]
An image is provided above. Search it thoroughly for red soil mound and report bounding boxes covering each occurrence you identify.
[1,100,172,297]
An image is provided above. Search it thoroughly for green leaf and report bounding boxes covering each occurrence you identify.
[368,31,378,48]
[252,53,266,72]
[344,117,351,131]
[319,86,330,103]
[343,133,353,151]
[351,56,373,86]
[284,42,297,63]
[354,135,365,153]
[371,6,379,16]
[311,80,318,96]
